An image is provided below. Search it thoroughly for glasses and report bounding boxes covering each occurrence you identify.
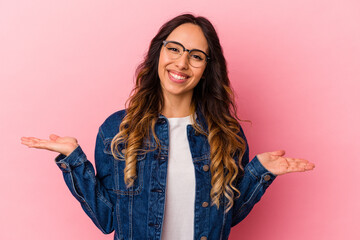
[162,40,210,68]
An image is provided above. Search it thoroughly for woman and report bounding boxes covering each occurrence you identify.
[21,14,315,240]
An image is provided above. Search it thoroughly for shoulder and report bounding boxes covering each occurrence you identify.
[237,122,247,142]
[102,109,127,126]
[99,109,127,138]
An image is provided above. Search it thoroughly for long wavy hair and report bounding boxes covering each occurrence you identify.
[111,13,247,212]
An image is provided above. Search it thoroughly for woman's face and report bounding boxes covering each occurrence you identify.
[158,23,209,101]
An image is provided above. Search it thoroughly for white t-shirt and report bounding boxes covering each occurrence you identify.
[161,115,196,240]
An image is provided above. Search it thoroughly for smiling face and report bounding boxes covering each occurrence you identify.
[158,23,209,103]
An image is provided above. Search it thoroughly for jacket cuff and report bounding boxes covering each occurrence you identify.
[247,156,277,186]
[54,145,87,172]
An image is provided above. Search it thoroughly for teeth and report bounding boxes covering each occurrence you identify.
[169,71,187,80]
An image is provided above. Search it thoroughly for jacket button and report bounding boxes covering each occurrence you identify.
[60,163,67,169]
[202,165,209,172]
[200,236,207,240]
[264,175,271,181]
[202,202,209,208]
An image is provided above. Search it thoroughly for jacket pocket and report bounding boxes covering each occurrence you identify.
[103,138,146,196]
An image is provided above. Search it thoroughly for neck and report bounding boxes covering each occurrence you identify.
[161,92,194,118]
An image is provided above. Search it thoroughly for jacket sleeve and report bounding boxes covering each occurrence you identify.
[54,127,115,234]
[231,126,277,227]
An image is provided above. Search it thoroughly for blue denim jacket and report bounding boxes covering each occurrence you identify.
[55,107,276,240]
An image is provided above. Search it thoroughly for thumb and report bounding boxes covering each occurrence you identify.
[49,134,60,141]
[270,150,286,156]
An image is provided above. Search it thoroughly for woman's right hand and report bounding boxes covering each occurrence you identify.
[21,134,79,157]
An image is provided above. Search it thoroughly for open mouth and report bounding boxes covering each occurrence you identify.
[168,70,189,83]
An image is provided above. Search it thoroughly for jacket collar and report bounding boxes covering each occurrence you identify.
[157,103,209,133]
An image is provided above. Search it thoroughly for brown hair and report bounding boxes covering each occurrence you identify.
[111,13,247,212]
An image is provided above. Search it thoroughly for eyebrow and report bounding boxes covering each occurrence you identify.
[167,40,208,54]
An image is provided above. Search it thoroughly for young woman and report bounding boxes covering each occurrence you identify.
[21,14,315,240]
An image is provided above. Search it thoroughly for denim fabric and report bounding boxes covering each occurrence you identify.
[55,107,276,240]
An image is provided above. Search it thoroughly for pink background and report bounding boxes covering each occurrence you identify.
[1,0,359,239]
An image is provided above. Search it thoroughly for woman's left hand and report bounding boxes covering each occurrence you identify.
[256,150,315,176]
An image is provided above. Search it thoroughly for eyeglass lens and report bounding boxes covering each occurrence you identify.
[164,42,206,67]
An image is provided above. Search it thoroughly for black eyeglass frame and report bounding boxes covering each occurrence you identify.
[162,40,211,63]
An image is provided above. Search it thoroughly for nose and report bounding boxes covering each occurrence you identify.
[175,51,190,69]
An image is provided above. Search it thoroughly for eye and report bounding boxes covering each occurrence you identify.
[167,47,180,53]
[191,54,204,61]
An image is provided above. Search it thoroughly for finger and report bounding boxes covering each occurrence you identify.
[26,140,49,148]
[21,139,35,147]
[57,136,78,144]
[21,139,38,148]
[305,162,315,170]
[292,159,315,171]
[288,161,315,173]
[21,137,32,144]
[270,150,286,156]
[25,137,47,142]
[49,134,60,141]
[27,138,48,144]
[21,138,53,150]
[21,137,39,141]
[21,138,42,145]
[286,157,308,164]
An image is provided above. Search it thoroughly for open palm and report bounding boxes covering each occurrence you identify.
[21,134,79,156]
[256,150,315,176]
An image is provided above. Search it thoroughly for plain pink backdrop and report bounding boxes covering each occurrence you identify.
[1,0,359,239]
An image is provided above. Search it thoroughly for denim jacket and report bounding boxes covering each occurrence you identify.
[55,107,276,240]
